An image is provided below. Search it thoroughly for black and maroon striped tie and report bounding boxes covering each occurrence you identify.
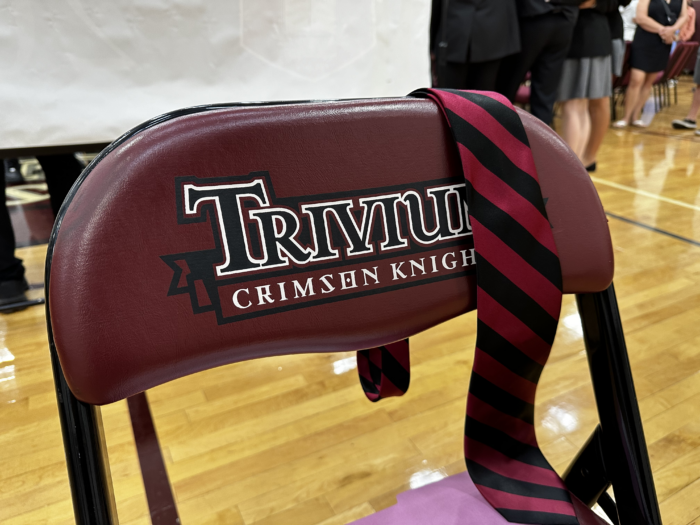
[357,340,410,402]
[405,89,602,525]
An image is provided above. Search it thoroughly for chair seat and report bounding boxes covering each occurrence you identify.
[351,472,524,525]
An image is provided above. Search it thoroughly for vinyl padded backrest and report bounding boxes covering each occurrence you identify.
[48,98,613,405]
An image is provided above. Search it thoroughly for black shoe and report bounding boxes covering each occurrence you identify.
[3,158,23,185]
[585,162,597,172]
[672,118,697,130]
[0,278,30,312]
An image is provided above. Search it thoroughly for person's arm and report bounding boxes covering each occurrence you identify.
[673,1,690,32]
[635,0,669,33]
[680,5,696,40]
[658,0,689,41]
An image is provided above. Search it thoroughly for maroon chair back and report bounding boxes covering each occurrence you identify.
[47,98,613,406]
[658,41,700,83]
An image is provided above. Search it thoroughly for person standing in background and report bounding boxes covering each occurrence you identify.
[610,0,634,78]
[670,57,700,131]
[558,0,620,172]
[671,1,700,131]
[430,0,521,90]
[613,0,688,127]
[3,159,22,184]
[679,0,696,41]
[622,0,642,39]
[496,0,582,126]
[0,154,83,307]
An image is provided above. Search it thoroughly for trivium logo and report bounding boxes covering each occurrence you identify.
[162,172,475,325]
[182,176,472,276]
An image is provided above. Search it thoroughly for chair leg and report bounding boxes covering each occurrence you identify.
[661,84,666,109]
[563,425,620,524]
[675,81,678,105]
[598,493,621,525]
[49,330,118,524]
[653,86,659,112]
[611,95,616,122]
[576,285,662,525]
[563,425,610,507]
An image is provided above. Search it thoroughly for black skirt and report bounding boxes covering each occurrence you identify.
[630,27,672,72]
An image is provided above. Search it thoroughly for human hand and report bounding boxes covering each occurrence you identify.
[659,26,676,42]
[579,0,597,8]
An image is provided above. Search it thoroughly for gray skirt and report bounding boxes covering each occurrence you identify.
[611,39,625,77]
[558,55,613,101]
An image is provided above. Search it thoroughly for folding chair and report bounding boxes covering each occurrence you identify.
[653,42,700,109]
[46,97,662,524]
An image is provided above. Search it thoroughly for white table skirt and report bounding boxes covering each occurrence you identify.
[0,0,430,151]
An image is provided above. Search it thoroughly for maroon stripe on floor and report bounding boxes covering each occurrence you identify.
[127,392,180,524]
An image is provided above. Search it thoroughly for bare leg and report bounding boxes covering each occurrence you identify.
[580,101,591,161]
[686,85,700,120]
[582,97,610,167]
[630,72,659,122]
[560,98,590,160]
[621,69,647,123]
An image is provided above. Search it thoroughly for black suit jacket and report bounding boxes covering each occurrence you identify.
[430,0,521,64]
[516,0,581,21]
[608,0,632,40]
[567,0,620,58]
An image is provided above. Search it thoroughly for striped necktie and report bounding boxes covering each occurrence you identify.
[408,89,604,525]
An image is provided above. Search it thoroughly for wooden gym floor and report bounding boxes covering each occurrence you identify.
[4,81,700,525]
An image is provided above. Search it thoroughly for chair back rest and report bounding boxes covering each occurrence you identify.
[663,42,700,81]
[47,98,613,405]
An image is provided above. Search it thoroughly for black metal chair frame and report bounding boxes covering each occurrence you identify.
[46,285,664,525]
[45,104,663,525]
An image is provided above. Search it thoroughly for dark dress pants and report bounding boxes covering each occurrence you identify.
[0,179,24,281]
[0,154,83,281]
[437,58,503,91]
[496,12,576,125]
[36,154,84,217]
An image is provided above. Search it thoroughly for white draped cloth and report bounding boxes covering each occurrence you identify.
[0,0,430,150]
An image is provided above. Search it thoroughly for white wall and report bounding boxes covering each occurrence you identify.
[0,0,431,149]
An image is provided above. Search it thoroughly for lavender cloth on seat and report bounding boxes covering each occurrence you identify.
[351,472,527,525]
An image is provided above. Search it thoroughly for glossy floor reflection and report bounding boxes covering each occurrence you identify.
[3,83,700,524]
